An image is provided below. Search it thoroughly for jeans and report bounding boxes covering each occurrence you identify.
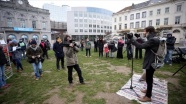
[15,58,23,70]
[164,49,173,64]
[86,49,91,56]
[0,65,6,87]
[56,56,64,70]
[146,67,155,98]
[32,62,42,78]
[67,64,84,84]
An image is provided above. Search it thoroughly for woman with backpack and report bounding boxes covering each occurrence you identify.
[85,38,91,57]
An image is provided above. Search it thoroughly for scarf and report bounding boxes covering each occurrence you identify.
[31,46,38,51]
[41,42,45,47]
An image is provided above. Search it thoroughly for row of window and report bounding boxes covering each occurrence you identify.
[115,4,182,22]
[74,24,112,29]
[74,29,111,33]
[74,19,111,24]
[115,16,181,30]
[74,12,112,20]
[7,18,47,30]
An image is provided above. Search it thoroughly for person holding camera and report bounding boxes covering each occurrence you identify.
[53,37,65,70]
[63,35,84,85]
[164,33,176,66]
[128,26,160,102]
[26,40,43,80]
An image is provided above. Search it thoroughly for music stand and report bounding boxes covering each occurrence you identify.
[172,47,186,76]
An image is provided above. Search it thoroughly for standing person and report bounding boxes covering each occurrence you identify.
[63,35,84,85]
[135,34,144,59]
[129,26,160,102]
[108,41,116,58]
[53,37,65,70]
[0,44,11,89]
[39,40,48,59]
[44,39,51,59]
[85,38,91,57]
[117,38,124,59]
[11,39,24,72]
[80,38,84,51]
[98,38,104,57]
[26,40,43,80]
[125,37,133,60]
[94,38,98,52]
[104,43,109,58]
[164,33,176,66]
[18,39,26,59]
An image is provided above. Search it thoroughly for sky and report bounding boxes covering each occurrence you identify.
[28,0,147,13]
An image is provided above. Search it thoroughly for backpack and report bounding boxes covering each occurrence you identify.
[151,37,167,69]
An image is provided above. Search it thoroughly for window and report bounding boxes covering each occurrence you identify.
[89,14,92,18]
[84,24,88,27]
[130,14,134,20]
[93,25,96,28]
[114,25,117,30]
[107,26,109,29]
[75,29,78,32]
[124,24,127,29]
[164,18,168,25]
[89,24,92,28]
[84,29,88,32]
[130,22,134,29]
[75,24,78,27]
[119,17,122,21]
[22,35,28,41]
[33,35,39,41]
[42,35,48,39]
[89,29,92,32]
[74,19,78,22]
[7,18,12,27]
[149,20,152,26]
[157,9,161,15]
[119,24,122,30]
[177,5,182,12]
[20,19,26,28]
[84,19,87,23]
[165,7,169,13]
[79,24,83,27]
[135,22,140,28]
[93,29,96,33]
[97,25,100,28]
[8,34,16,40]
[93,20,96,23]
[79,19,83,22]
[175,16,181,24]
[125,16,127,20]
[97,15,100,18]
[101,30,103,33]
[79,13,83,17]
[142,12,146,18]
[156,19,160,26]
[97,30,100,33]
[114,18,117,22]
[42,22,46,30]
[104,26,106,29]
[80,29,83,32]
[136,13,140,19]
[93,14,96,18]
[84,13,87,17]
[74,12,78,17]
[89,20,92,23]
[141,21,146,28]
[32,21,36,28]
[149,11,153,16]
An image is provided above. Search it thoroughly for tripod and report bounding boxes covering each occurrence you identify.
[121,45,139,97]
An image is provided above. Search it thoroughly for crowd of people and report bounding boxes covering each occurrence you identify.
[0,26,179,102]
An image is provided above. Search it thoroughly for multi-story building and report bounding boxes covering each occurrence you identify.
[0,0,51,43]
[67,7,113,41]
[43,4,71,22]
[112,0,186,43]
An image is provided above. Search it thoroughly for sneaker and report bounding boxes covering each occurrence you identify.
[169,64,172,66]
[68,83,74,87]
[35,78,39,80]
[138,96,151,102]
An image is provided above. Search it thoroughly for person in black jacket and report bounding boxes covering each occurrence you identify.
[135,34,144,59]
[94,38,98,52]
[98,38,104,57]
[117,38,124,59]
[164,33,176,66]
[53,37,65,70]
[0,44,11,89]
[129,26,160,102]
[125,38,133,60]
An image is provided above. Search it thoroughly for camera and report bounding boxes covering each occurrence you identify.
[127,33,133,39]
[134,33,140,38]
[63,40,78,47]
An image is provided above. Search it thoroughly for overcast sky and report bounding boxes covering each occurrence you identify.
[28,0,147,13]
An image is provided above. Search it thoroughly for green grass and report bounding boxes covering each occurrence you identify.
[0,49,186,104]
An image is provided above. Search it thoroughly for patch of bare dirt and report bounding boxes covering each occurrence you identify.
[44,86,60,96]
[44,70,52,73]
[43,94,65,104]
[94,92,131,104]
[107,65,131,75]
[69,91,84,104]
[166,77,180,89]
[159,71,175,76]
[21,73,28,76]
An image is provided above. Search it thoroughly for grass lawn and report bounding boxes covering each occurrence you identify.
[0,49,186,104]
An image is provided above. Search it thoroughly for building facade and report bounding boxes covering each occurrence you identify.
[67,7,113,41]
[43,4,71,22]
[0,0,51,43]
[112,0,186,43]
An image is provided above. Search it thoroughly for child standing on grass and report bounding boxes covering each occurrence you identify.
[104,43,109,58]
